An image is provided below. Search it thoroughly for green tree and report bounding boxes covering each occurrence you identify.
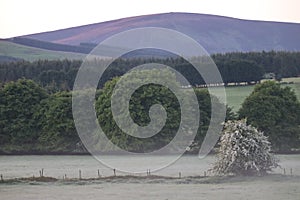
[0,79,48,147]
[95,69,182,153]
[37,92,79,152]
[239,81,300,152]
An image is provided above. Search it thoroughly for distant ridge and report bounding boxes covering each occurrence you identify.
[11,12,300,54]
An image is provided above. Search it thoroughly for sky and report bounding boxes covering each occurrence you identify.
[0,0,300,38]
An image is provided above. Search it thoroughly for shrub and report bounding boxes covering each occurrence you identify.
[212,119,278,176]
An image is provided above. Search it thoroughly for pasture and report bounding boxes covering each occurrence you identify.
[0,41,85,61]
[213,77,300,112]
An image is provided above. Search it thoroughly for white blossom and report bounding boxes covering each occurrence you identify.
[211,119,279,176]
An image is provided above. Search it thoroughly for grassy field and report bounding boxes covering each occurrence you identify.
[0,41,86,61]
[1,155,299,200]
[209,77,300,112]
[224,85,255,112]
[282,77,300,100]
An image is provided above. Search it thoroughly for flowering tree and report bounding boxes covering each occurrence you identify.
[212,119,278,176]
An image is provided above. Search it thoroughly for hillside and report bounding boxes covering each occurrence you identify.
[16,12,300,54]
[0,40,85,61]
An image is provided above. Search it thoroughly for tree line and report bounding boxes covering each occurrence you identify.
[0,51,300,91]
[212,51,300,80]
[0,77,233,154]
[0,77,299,154]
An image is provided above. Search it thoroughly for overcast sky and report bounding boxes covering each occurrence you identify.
[0,0,299,38]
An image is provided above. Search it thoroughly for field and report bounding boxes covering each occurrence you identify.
[0,155,299,200]
[1,176,300,200]
[0,41,85,61]
[212,77,300,112]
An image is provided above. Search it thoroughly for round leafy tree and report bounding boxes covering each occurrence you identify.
[239,81,300,152]
[212,119,278,176]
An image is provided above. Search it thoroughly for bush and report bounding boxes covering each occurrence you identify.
[211,119,278,176]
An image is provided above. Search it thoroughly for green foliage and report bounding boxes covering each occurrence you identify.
[0,79,48,145]
[0,80,81,153]
[95,70,182,152]
[95,69,228,153]
[239,81,300,152]
[212,119,278,176]
[0,59,82,93]
[217,59,264,85]
[37,92,79,152]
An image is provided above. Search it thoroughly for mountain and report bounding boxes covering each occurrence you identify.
[8,12,300,54]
